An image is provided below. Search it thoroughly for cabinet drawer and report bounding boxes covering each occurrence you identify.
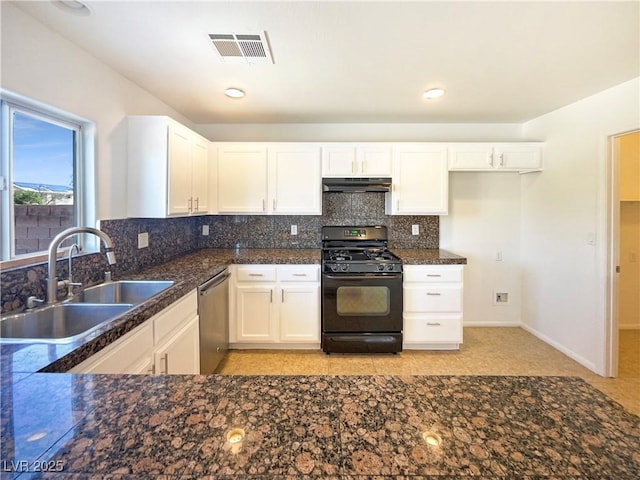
[236,266,277,282]
[403,265,463,283]
[154,290,198,345]
[404,285,462,313]
[277,265,319,282]
[404,316,462,343]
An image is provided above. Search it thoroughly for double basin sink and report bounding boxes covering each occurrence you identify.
[0,281,174,344]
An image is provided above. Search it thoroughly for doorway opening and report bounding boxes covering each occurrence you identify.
[607,130,639,378]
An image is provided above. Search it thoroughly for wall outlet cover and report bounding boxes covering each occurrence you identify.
[291,225,298,235]
[494,291,509,305]
[412,224,419,235]
[138,232,149,249]
[202,225,210,236]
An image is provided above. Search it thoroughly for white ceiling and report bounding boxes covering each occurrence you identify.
[13,0,640,124]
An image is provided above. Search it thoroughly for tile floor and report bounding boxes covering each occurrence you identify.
[217,327,640,417]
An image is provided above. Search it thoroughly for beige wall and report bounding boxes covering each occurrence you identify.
[618,131,640,329]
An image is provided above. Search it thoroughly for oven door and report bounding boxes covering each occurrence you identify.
[322,273,403,333]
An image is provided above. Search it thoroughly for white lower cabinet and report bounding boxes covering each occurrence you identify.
[69,290,200,374]
[230,265,320,348]
[403,265,464,350]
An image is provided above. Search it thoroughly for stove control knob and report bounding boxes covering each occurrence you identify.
[340,263,349,272]
[377,264,385,272]
[330,264,340,272]
[386,264,395,272]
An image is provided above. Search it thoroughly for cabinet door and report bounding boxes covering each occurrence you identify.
[191,137,209,214]
[358,146,392,176]
[68,321,154,374]
[236,285,276,342]
[448,144,495,170]
[218,145,268,213]
[391,145,448,215]
[494,144,542,170]
[322,146,357,176]
[279,284,320,342]
[167,124,192,215]
[269,146,321,214]
[154,316,200,374]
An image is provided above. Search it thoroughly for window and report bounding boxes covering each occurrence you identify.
[1,91,95,264]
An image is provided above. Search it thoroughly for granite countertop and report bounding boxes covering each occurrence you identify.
[1,373,638,479]
[0,248,321,376]
[0,247,466,376]
[392,248,467,265]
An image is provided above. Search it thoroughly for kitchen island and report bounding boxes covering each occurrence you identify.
[1,372,638,478]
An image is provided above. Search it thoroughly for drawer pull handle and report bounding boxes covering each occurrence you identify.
[427,274,441,277]
[426,322,442,326]
[293,274,307,277]
[427,292,441,296]
[249,273,264,277]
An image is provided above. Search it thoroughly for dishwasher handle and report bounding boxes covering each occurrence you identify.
[199,269,230,293]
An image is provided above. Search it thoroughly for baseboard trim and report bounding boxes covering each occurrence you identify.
[462,321,522,327]
[520,324,597,372]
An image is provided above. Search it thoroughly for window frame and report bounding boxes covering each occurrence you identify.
[0,89,96,267]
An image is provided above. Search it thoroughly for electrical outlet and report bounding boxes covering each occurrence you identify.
[137,232,149,249]
[496,251,503,261]
[630,251,637,263]
[494,292,509,305]
[202,225,210,236]
[411,224,419,235]
[291,225,298,235]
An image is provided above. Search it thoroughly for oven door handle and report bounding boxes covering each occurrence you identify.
[323,273,402,280]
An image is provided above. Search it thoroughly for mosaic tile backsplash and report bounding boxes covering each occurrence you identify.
[1,193,438,313]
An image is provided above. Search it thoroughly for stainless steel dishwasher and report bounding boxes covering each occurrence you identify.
[198,268,230,373]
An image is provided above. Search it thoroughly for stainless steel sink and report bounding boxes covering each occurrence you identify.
[0,303,132,344]
[65,280,174,305]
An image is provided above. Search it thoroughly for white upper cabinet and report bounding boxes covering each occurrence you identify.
[216,143,321,215]
[448,142,543,172]
[268,145,321,214]
[322,144,392,177]
[217,144,269,213]
[387,144,449,215]
[128,116,209,218]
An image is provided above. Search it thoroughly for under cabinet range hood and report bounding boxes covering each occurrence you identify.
[322,177,392,193]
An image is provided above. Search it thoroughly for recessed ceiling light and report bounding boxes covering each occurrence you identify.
[224,88,246,99]
[52,0,92,16]
[423,88,446,100]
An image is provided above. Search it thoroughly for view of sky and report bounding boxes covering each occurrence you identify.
[13,112,74,188]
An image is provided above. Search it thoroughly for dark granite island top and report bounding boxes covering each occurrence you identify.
[0,249,320,376]
[1,373,638,479]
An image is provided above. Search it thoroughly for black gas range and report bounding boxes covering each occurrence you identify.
[321,226,403,354]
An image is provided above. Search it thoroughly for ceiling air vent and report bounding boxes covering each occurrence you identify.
[208,32,274,64]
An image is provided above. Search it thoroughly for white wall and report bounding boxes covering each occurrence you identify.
[0,3,191,220]
[440,173,523,326]
[521,78,640,375]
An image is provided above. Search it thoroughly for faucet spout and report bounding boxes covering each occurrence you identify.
[47,227,116,304]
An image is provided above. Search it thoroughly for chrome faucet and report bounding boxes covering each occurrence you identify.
[47,227,116,304]
[66,244,81,298]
